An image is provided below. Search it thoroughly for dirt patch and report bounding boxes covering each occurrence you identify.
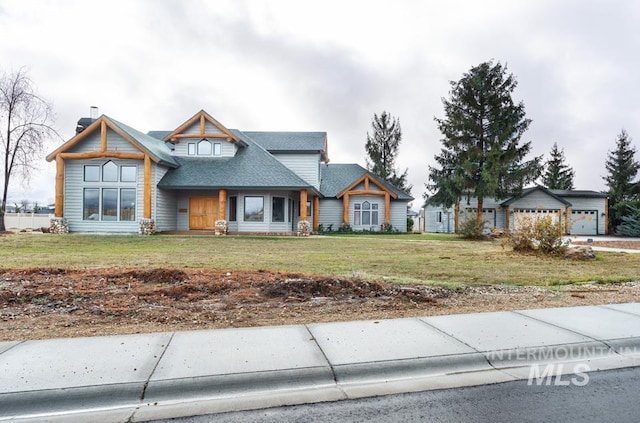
[1,267,639,341]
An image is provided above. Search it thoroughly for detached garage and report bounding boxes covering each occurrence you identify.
[423,186,608,236]
[512,209,562,232]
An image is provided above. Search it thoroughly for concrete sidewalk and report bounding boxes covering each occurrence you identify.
[2,303,640,422]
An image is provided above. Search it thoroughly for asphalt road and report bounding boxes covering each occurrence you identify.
[153,366,640,423]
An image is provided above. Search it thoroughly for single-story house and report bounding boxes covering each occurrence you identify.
[46,110,412,234]
[423,186,608,236]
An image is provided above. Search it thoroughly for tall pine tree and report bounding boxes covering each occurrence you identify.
[426,61,541,222]
[603,129,640,231]
[365,111,412,193]
[542,142,575,190]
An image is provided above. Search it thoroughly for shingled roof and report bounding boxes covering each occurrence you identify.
[108,118,179,167]
[319,163,413,200]
[46,115,179,168]
[157,130,315,190]
[245,131,329,162]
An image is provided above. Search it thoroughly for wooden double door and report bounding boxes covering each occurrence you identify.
[189,197,218,230]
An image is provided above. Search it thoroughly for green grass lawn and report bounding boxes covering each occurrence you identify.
[0,233,638,286]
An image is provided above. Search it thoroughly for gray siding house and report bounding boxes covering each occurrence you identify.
[46,110,412,234]
[424,186,608,236]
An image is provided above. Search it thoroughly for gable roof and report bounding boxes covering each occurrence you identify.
[500,185,572,207]
[162,110,246,146]
[245,131,329,162]
[46,115,179,167]
[108,118,179,167]
[157,129,316,191]
[319,164,413,200]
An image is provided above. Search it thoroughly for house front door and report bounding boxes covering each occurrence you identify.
[189,197,218,230]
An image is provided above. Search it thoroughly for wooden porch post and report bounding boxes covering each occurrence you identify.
[342,193,349,223]
[384,193,391,224]
[300,189,308,221]
[564,206,570,235]
[313,196,319,231]
[144,155,152,219]
[55,155,64,217]
[219,189,227,220]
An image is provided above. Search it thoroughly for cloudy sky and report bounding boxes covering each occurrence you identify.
[2,0,639,208]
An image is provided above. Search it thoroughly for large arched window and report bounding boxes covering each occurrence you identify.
[197,139,212,155]
[102,161,118,182]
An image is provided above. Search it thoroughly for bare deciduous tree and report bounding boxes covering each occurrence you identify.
[0,68,57,231]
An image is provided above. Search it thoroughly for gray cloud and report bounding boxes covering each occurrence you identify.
[3,0,640,206]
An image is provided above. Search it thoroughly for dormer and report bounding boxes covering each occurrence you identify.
[163,110,247,158]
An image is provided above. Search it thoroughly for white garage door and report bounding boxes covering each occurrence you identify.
[513,209,561,231]
[464,208,496,232]
[570,210,598,235]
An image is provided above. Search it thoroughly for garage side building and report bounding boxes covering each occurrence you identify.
[423,186,608,236]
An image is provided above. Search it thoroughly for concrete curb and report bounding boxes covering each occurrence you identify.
[2,304,640,422]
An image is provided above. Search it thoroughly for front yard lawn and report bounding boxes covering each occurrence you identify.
[1,233,638,286]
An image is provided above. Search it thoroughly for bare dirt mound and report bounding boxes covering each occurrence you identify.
[1,267,639,341]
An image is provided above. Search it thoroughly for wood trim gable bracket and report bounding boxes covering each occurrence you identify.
[337,173,398,200]
[170,133,233,139]
[45,118,104,161]
[347,190,388,196]
[100,121,107,152]
[46,116,162,165]
[104,120,162,164]
[59,151,145,160]
[144,155,152,219]
[163,110,245,146]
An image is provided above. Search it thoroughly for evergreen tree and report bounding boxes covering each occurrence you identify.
[426,61,541,222]
[603,129,640,231]
[617,204,640,237]
[541,142,575,190]
[365,111,412,194]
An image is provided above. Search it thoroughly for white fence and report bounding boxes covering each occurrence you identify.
[4,213,54,230]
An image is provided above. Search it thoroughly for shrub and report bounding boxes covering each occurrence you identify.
[505,216,568,255]
[407,217,414,232]
[458,215,487,239]
[338,222,352,233]
[381,223,394,233]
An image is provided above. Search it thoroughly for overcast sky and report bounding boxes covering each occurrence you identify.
[2,0,639,208]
